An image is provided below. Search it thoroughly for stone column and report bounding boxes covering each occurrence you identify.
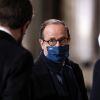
[22,0,43,58]
[64,0,95,64]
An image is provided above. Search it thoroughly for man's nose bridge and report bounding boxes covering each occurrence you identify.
[56,40,60,46]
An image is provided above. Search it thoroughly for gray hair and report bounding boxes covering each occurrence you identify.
[40,19,70,40]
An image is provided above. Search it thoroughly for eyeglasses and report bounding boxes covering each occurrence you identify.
[43,38,69,46]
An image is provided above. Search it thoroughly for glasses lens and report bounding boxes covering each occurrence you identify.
[60,39,68,45]
[48,39,57,46]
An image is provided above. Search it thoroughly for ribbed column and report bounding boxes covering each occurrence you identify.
[64,0,95,63]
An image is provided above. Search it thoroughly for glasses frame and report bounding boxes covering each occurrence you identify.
[43,38,69,46]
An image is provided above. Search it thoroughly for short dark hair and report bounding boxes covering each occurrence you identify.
[0,0,33,29]
[40,19,70,40]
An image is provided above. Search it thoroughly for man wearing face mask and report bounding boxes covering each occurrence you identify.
[32,19,88,100]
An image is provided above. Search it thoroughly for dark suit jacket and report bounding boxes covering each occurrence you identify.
[0,30,33,100]
[90,59,100,100]
[32,52,88,100]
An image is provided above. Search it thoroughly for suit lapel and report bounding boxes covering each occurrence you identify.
[64,64,82,100]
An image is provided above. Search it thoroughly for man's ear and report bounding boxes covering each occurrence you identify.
[39,39,44,49]
[23,21,30,33]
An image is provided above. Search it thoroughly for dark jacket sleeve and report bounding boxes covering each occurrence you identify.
[90,59,100,100]
[71,62,88,100]
[2,52,33,100]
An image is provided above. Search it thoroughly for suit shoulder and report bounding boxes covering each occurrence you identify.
[33,55,48,74]
[95,59,100,65]
[34,54,44,65]
[94,59,100,70]
[1,41,33,63]
[68,59,82,72]
[69,59,79,67]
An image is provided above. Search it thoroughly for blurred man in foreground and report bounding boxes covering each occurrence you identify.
[0,0,33,100]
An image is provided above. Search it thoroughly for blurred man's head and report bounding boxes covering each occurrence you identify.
[0,0,33,29]
[0,0,33,43]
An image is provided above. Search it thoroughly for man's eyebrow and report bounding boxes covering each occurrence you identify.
[49,37,56,40]
[57,37,67,40]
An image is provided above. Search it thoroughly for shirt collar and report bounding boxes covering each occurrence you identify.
[0,26,13,37]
